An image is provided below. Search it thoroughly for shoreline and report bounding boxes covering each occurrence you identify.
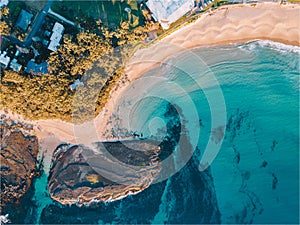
[1,2,299,163]
[94,2,300,140]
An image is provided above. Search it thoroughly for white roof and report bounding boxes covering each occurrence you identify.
[146,0,194,29]
[0,0,9,8]
[48,40,60,52]
[52,22,64,34]
[48,22,64,52]
[69,79,84,90]
[0,51,10,68]
[10,59,22,72]
[50,31,62,42]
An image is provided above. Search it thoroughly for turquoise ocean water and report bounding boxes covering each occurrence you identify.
[4,40,299,224]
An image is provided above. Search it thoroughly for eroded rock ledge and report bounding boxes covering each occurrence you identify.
[48,140,161,206]
[0,115,39,211]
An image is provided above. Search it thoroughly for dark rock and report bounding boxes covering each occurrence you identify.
[272,173,278,190]
[260,160,268,168]
[0,119,39,212]
[48,140,161,206]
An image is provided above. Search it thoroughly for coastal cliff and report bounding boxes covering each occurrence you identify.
[0,115,39,211]
[48,140,161,206]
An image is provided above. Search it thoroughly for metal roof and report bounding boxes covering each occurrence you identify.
[15,9,33,32]
[0,51,10,68]
[70,79,84,91]
[146,0,194,29]
[10,59,22,72]
[48,22,64,52]
[25,60,48,75]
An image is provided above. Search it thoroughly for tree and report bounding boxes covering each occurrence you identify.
[0,7,10,35]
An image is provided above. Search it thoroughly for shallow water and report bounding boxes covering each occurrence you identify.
[114,40,299,224]
[4,40,299,224]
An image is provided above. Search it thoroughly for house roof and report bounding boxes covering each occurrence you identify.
[0,51,10,68]
[15,9,33,32]
[0,0,8,8]
[48,38,61,52]
[25,61,48,75]
[52,22,64,34]
[10,59,22,72]
[146,0,194,29]
[50,31,62,42]
[48,22,64,52]
[70,79,84,91]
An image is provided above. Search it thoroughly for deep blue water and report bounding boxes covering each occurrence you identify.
[4,40,299,224]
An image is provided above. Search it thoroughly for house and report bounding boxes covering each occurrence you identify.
[0,0,8,8]
[70,79,84,91]
[25,60,48,75]
[48,22,64,52]
[15,9,33,32]
[10,59,22,72]
[15,50,20,57]
[146,0,195,29]
[0,51,10,68]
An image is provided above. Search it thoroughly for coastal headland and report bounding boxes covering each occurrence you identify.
[1,1,299,205]
[48,140,161,206]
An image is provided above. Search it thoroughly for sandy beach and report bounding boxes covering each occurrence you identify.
[95,2,300,140]
[124,2,299,81]
[2,2,300,164]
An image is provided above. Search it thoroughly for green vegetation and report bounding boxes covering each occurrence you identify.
[86,174,100,184]
[0,0,156,122]
[1,0,243,123]
[1,19,150,122]
[216,1,231,6]
[51,0,144,29]
[6,1,25,22]
[0,7,10,35]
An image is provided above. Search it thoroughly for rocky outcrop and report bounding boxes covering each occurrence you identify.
[0,115,39,211]
[48,140,161,206]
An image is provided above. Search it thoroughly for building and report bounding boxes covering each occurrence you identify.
[25,60,48,75]
[48,22,64,52]
[146,0,195,29]
[0,0,9,8]
[70,79,84,91]
[15,9,33,32]
[10,59,22,72]
[0,51,10,68]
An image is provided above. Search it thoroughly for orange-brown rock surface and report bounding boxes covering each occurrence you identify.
[48,140,161,206]
[0,115,39,211]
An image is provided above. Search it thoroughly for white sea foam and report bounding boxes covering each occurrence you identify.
[256,40,300,54]
[240,39,300,54]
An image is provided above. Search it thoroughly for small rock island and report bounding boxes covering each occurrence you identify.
[48,140,161,206]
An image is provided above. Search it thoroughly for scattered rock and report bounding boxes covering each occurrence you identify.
[270,140,278,152]
[272,173,278,190]
[260,160,268,168]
